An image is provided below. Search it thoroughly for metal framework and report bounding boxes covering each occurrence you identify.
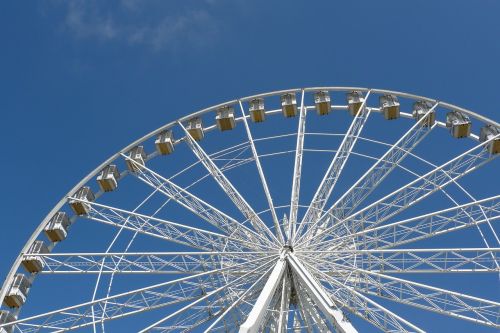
[1,87,499,333]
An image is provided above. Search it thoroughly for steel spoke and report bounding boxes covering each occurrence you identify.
[288,90,307,242]
[302,135,499,250]
[122,153,275,250]
[297,101,437,245]
[203,262,272,332]
[178,121,280,244]
[346,268,500,328]
[239,100,285,244]
[7,256,277,333]
[138,257,276,332]
[298,248,500,274]
[306,263,425,333]
[287,253,358,332]
[71,198,258,252]
[313,195,500,251]
[26,251,274,275]
[239,258,287,332]
[295,91,372,242]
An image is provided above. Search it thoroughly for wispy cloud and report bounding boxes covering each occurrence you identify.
[50,1,220,51]
[64,1,118,40]
[128,10,217,50]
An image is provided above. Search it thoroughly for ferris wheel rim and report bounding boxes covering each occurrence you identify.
[1,86,499,332]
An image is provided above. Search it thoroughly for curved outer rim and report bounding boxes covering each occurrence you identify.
[1,86,499,309]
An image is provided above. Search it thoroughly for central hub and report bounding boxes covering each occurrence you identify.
[280,245,294,259]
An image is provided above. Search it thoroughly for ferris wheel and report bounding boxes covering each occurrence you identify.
[0,87,499,332]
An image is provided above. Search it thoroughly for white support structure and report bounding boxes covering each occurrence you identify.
[2,87,499,333]
[288,90,307,242]
[139,257,276,332]
[297,101,437,245]
[203,262,273,332]
[310,195,500,251]
[305,263,425,333]
[277,269,291,333]
[4,256,276,333]
[295,286,330,332]
[239,258,287,333]
[139,261,271,333]
[294,91,371,242]
[298,248,500,274]
[305,136,499,250]
[178,121,280,244]
[70,198,265,254]
[122,153,275,250]
[287,254,358,333]
[239,101,285,244]
[346,267,500,328]
[27,251,273,275]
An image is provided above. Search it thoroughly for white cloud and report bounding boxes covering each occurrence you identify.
[65,1,118,40]
[130,10,217,51]
[55,1,219,51]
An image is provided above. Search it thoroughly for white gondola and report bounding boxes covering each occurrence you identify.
[346,91,365,116]
[68,186,95,216]
[446,111,471,138]
[249,98,265,122]
[480,125,500,154]
[96,165,120,192]
[155,130,175,155]
[21,241,49,273]
[412,101,435,127]
[281,93,297,117]
[216,106,236,131]
[186,117,204,141]
[0,311,15,333]
[44,212,71,242]
[3,274,30,308]
[314,91,331,116]
[379,94,400,120]
[125,146,146,172]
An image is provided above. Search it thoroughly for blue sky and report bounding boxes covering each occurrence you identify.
[1,1,500,332]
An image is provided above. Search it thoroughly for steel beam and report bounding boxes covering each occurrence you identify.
[239,258,287,333]
[287,254,358,333]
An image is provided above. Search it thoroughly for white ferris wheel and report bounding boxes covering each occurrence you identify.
[0,87,499,333]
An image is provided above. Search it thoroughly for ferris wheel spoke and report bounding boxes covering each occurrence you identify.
[287,253,358,332]
[295,91,372,242]
[293,307,311,332]
[239,258,287,333]
[288,89,307,242]
[239,100,285,244]
[294,292,314,332]
[6,256,276,333]
[305,264,425,333]
[24,251,271,275]
[314,195,500,252]
[295,285,331,332]
[258,274,286,332]
[302,135,499,249]
[202,261,273,332]
[71,198,255,252]
[345,267,500,328]
[138,257,276,332]
[149,293,239,333]
[122,154,275,250]
[297,102,437,246]
[178,121,280,245]
[297,247,500,274]
[276,267,291,333]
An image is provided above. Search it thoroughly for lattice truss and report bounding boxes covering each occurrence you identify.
[1,88,499,332]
